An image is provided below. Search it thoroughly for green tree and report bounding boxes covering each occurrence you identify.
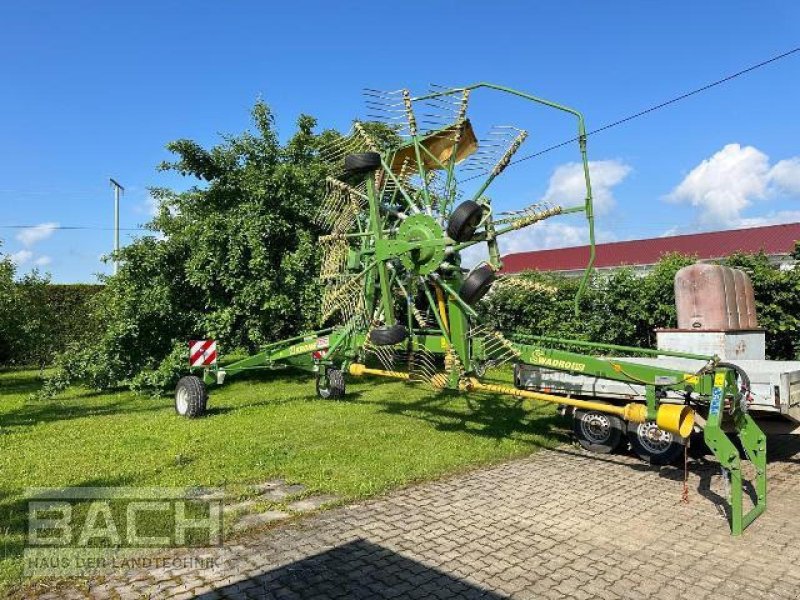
[483,251,798,360]
[723,251,800,359]
[43,102,343,395]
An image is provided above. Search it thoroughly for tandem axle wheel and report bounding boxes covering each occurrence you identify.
[570,408,685,464]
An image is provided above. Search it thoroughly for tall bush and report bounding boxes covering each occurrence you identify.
[483,251,799,360]
[0,248,103,367]
[42,102,342,396]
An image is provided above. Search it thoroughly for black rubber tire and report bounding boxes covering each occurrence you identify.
[446,200,484,242]
[316,369,345,399]
[573,409,624,454]
[460,265,495,305]
[626,420,685,465]
[369,324,408,346]
[344,152,381,174]
[175,375,208,418]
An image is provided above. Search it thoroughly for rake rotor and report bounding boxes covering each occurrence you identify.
[310,83,597,388]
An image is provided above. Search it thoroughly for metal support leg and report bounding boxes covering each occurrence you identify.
[703,371,767,535]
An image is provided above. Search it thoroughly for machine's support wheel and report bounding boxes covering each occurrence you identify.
[460,264,495,305]
[344,152,382,175]
[447,200,484,242]
[627,420,685,465]
[573,409,624,453]
[175,375,208,418]
[369,324,408,346]
[316,369,346,399]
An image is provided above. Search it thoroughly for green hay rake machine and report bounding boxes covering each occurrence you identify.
[176,83,767,535]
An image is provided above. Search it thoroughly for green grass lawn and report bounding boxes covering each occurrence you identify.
[0,365,567,591]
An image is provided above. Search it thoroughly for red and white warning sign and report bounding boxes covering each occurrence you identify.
[312,336,329,360]
[189,340,217,367]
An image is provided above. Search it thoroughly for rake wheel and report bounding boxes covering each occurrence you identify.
[447,200,484,242]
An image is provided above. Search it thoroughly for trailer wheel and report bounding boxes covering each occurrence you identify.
[316,369,345,399]
[175,375,207,418]
[627,420,684,465]
[573,409,624,453]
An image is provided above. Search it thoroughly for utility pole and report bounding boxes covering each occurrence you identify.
[109,178,124,275]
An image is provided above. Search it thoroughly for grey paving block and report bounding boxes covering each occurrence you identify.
[223,499,258,514]
[233,510,291,531]
[259,483,306,502]
[48,435,800,599]
[249,479,286,494]
[286,495,338,513]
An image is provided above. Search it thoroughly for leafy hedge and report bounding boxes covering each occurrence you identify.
[0,250,103,367]
[482,249,800,360]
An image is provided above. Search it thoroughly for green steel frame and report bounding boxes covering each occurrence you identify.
[186,83,767,535]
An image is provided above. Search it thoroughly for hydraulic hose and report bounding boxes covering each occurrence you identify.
[715,361,752,414]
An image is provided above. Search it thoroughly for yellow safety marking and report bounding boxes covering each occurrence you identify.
[434,285,450,334]
[714,372,726,386]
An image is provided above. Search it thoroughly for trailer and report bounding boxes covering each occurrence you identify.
[176,84,767,535]
[512,264,797,470]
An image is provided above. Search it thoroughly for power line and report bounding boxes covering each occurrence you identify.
[3,47,798,232]
[466,46,800,178]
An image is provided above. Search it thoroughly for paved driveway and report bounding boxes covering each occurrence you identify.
[44,437,800,599]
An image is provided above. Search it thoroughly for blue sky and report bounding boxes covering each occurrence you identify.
[1,2,799,282]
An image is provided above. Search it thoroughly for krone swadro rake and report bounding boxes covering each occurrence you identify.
[176,84,767,535]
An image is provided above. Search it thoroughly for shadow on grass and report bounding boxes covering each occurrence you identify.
[0,369,168,431]
[195,538,508,599]
[0,371,46,396]
[341,376,570,446]
[0,365,357,429]
[0,400,170,431]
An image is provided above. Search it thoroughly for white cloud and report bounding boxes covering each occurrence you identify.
[460,159,629,267]
[462,221,614,268]
[7,250,52,269]
[16,222,59,247]
[770,157,800,194]
[736,210,800,228]
[9,250,32,265]
[140,193,160,216]
[542,159,631,215]
[499,221,589,255]
[666,144,800,225]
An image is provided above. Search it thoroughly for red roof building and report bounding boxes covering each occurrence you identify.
[501,222,800,275]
